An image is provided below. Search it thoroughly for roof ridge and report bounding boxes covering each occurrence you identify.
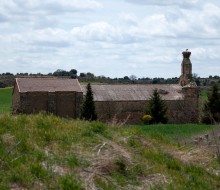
[16,77,79,80]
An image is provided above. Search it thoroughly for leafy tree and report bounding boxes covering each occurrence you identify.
[129,75,137,81]
[123,76,130,80]
[152,78,159,84]
[146,89,168,124]
[69,69,77,75]
[202,83,220,124]
[81,83,97,121]
[80,73,86,77]
[69,69,78,79]
[53,69,69,76]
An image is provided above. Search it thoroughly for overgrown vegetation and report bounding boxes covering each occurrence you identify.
[202,83,220,124]
[0,113,219,189]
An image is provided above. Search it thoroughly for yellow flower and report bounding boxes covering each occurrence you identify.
[142,114,152,121]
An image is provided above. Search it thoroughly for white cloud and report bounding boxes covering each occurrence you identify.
[127,14,175,37]
[125,0,199,8]
[0,0,101,14]
[0,0,102,29]
[71,22,121,42]
[0,0,220,78]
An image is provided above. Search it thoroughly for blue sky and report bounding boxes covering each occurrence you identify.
[0,0,220,78]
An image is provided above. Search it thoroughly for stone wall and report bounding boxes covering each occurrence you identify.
[56,92,80,118]
[48,92,56,113]
[94,100,192,124]
[181,86,199,123]
[20,92,48,114]
[12,83,199,124]
[94,90,199,124]
[95,101,146,124]
[12,84,20,114]
[16,91,83,118]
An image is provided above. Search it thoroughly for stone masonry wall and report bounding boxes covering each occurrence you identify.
[20,92,48,114]
[18,91,83,118]
[181,87,199,123]
[94,94,199,124]
[56,92,76,118]
[12,84,20,114]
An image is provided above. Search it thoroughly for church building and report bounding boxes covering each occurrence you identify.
[12,51,199,124]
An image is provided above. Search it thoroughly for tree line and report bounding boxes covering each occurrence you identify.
[1,69,220,86]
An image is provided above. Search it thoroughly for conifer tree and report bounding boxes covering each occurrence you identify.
[81,83,97,121]
[203,83,220,124]
[146,89,168,124]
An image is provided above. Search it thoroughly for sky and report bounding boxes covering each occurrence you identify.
[0,0,220,78]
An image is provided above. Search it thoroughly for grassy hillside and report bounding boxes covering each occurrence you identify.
[0,113,219,189]
[0,87,12,113]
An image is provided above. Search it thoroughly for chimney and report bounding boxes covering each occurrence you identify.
[179,50,192,86]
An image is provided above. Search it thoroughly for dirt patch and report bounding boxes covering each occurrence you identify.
[10,183,27,190]
[1,133,15,147]
[167,146,212,166]
[191,128,220,148]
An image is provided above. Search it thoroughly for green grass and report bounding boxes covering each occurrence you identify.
[131,124,212,142]
[199,89,208,101]
[0,87,13,113]
[0,113,219,189]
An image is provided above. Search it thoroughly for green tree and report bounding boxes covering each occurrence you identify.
[202,83,220,124]
[69,69,77,75]
[69,69,77,79]
[146,89,168,124]
[81,83,97,121]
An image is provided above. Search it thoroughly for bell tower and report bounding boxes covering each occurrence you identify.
[179,50,192,86]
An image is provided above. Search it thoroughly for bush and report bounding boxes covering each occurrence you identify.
[202,83,220,124]
[142,114,152,125]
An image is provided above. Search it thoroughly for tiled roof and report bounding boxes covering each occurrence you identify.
[16,78,82,93]
[81,84,183,101]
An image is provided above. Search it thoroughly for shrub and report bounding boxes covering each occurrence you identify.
[142,114,152,125]
[202,83,220,124]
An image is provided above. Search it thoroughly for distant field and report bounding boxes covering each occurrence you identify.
[131,124,212,142]
[0,87,13,113]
